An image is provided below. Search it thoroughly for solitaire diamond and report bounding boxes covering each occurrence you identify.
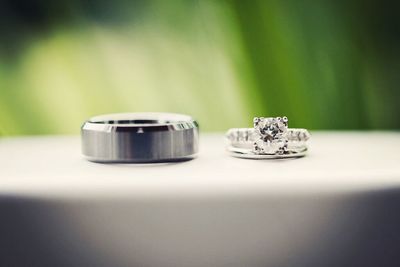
[253,117,289,154]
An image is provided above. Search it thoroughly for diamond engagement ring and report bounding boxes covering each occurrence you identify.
[226,116,310,159]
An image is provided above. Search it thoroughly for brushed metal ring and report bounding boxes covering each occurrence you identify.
[81,113,199,163]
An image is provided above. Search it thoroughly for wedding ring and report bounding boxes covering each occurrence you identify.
[81,113,199,163]
[226,116,310,159]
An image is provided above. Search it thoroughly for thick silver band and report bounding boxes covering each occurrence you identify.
[81,113,199,163]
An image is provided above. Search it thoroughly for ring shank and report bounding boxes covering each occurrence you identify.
[227,146,308,159]
[81,113,199,163]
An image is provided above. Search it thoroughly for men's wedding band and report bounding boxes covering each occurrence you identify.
[81,113,199,163]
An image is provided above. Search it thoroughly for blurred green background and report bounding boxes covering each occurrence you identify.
[0,0,399,135]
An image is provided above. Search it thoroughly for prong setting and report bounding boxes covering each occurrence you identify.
[253,117,260,126]
[253,116,289,155]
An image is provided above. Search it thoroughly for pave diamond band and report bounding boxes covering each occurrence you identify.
[226,116,310,159]
[227,128,310,145]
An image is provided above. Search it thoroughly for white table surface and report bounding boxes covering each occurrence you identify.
[1,132,400,267]
[1,132,400,197]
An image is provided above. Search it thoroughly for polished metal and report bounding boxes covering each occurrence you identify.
[81,113,199,163]
[226,116,310,159]
[227,146,307,159]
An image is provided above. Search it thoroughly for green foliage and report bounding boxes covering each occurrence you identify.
[0,0,399,135]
